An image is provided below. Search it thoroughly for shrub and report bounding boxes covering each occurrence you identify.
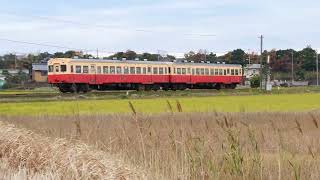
[250,75,260,88]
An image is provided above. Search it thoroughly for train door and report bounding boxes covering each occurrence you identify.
[168,67,172,83]
[90,64,96,84]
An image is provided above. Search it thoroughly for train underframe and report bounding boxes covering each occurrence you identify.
[56,82,238,93]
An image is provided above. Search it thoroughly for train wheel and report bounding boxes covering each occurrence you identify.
[152,84,160,91]
[178,84,187,90]
[137,84,146,91]
[79,84,90,93]
[215,84,221,90]
[230,83,237,89]
[145,85,152,91]
[70,83,78,93]
[58,87,69,93]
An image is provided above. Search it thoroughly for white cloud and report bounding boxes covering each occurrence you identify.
[0,0,320,54]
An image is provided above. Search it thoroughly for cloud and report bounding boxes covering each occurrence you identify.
[0,0,320,54]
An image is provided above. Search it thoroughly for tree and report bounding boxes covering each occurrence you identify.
[270,49,296,72]
[295,68,306,80]
[139,53,158,61]
[299,46,317,71]
[206,53,217,62]
[108,52,124,60]
[230,49,246,66]
[124,50,137,60]
[53,52,65,58]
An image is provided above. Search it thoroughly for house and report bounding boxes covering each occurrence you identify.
[244,64,261,79]
[32,63,48,83]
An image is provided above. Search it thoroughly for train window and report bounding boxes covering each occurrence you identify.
[110,66,115,74]
[210,69,214,75]
[231,69,235,75]
[147,67,152,74]
[177,68,181,75]
[235,69,239,75]
[130,67,135,74]
[83,66,89,73]
[60,65,66,72]
[219,69,223,75]
[153,67,158,74]
[159,67,164,74]
[240,69,242,75]
[55,65,59,72]
[164,67,167,74]
[103,66,109,74]
[124,66,129,74]
[187,68,191,74]
[192,68,195,75]
[200,68,205,75]
[76,66,81,73]
[48,65,53,72]
[90,65,96,73]
[215,69,219,75]
[71,65,74,73]
[205,69,209,75]
[173,68,176,74]
[97,66,101,74]
[136,67,141,74]
[143,67,147,74]
[182,68,186,75]
[224,69,227,75]
[227,69,230,74]
[196,68,200,75]
[116,66,122,74]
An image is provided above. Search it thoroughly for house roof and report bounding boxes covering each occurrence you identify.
[32,63,48,71]
[245,64,261,69]
[0,69,29,74]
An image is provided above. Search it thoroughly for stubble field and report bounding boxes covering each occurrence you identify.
[1,89,320,179]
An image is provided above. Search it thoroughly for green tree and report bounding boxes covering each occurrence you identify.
[124,50,137,60]
[206,53,217,62]
[139,53,158,61]
[299,46,316,71]
[230,49,246,66]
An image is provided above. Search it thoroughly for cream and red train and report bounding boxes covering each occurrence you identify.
[48,58,243,93]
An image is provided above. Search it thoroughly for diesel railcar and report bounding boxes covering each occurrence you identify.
[48,58,243,93]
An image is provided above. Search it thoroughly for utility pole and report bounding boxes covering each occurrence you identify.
[317,50,319,86]
[247,49,251,64]
[259,35,264,90]
[204,49,207,62]
[14,52,17,69]
[291,50,294,84]
[96,49,99,59]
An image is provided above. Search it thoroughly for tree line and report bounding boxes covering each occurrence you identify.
[0,46,319,74]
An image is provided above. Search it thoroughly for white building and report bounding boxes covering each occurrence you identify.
[244,64,261,79]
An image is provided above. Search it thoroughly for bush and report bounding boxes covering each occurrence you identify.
[250,75,260,88]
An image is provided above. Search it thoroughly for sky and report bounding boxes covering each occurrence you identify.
[0,0,320,56]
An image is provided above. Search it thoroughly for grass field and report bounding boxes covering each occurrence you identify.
[1,88,320,179]
[2,112,320,179]
[0,93,320,116]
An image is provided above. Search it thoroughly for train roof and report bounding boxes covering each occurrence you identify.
[50,58,242,67]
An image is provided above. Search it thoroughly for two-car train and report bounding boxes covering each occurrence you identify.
[48,58,243,93]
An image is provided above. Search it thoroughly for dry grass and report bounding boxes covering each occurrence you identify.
[0,121,148,180]
[2,110,320,179]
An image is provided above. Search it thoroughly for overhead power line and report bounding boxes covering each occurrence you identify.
[2,11,216,37]
[0,38,83,51]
